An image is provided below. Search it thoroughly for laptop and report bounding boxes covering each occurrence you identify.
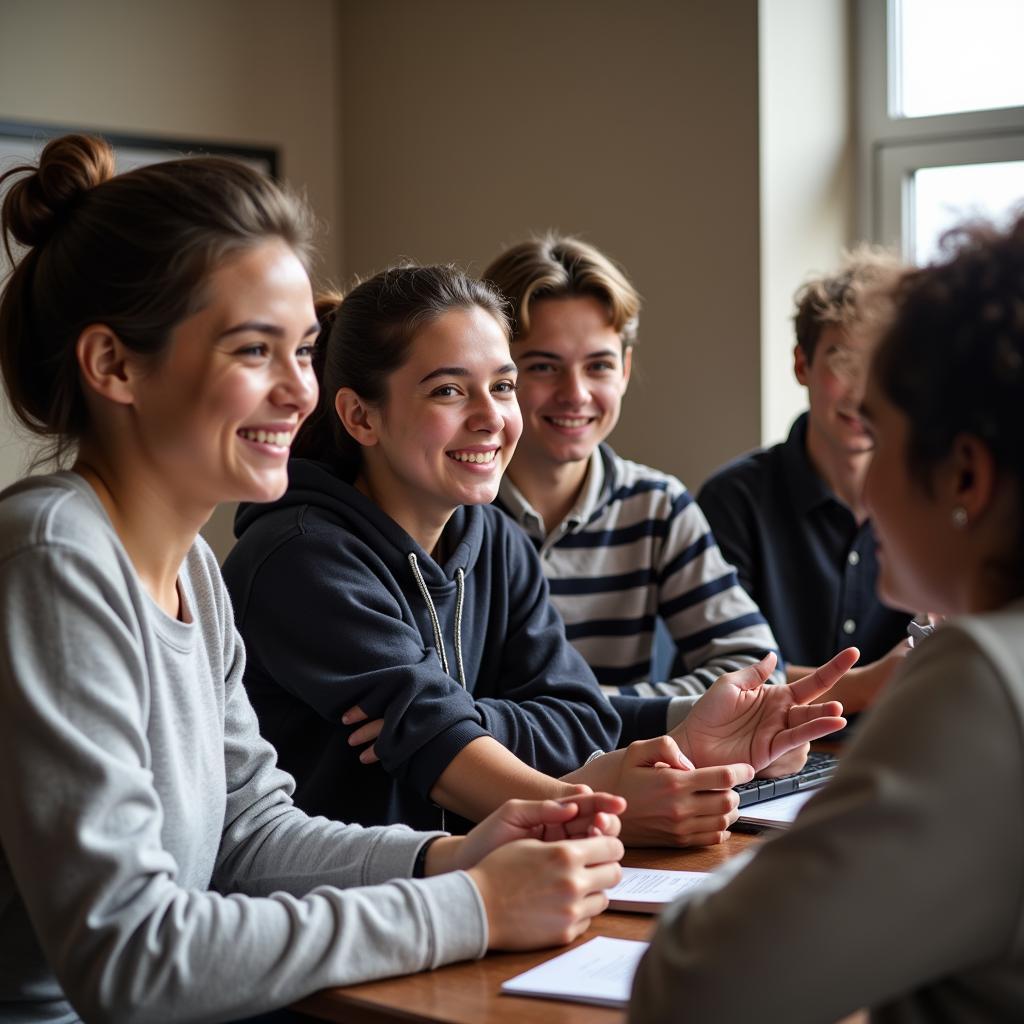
[733,751,837,808]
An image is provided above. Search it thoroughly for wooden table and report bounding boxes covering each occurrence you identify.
[293,834,760,1024]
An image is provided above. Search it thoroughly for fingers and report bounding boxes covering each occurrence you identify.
[756,742,808,779]
[678,829,733,848]
[685,763,754,790]
[676,786,740,818]
[498,798,577,830]
[590,811,622,838]
[788,702,843,726]
[341,704,369,726]
[564,783,593,797]
[788,647,860,705]
[769,716,847,762]
[498,794,627,834]
[359,743,380,765]
[571,834,625,867]
[661,804,739,847]
[578,890,613,920]
[561,802,627,839]
[624,734,694,770]
[554,791,624,814]
[348,717,384,747]
[731,651,778,691]
[583,858,624,893]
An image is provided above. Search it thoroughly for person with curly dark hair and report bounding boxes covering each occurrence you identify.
[631,214,1024,1022]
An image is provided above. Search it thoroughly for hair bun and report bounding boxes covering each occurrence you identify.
[2,134,115,249]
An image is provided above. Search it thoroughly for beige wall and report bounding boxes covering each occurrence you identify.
[0,0,341,555]
[0,0,852,557]
[759,0,854,446]
[338,0,763,492]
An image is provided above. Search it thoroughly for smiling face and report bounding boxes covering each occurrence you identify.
[510,296,631,473]
[128,240,319,508]
[350,305,521,536]
[796,324,874,460]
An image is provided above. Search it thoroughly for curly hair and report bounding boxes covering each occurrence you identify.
[873,214,1024,506]
[793,245,904,362]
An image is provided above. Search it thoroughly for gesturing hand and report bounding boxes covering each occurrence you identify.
[674,649,854,771]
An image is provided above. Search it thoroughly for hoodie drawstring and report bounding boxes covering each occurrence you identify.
[452,568,466,688]
[407,553,467,833]
[407,552,466,688]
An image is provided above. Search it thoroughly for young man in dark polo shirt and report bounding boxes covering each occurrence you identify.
[698,252,914,712]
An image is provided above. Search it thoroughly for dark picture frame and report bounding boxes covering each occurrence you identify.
[0,118,278,179]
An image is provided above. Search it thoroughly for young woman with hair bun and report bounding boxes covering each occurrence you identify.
[0,134,627,1023]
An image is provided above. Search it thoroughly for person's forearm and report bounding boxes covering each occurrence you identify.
[429,736,576,821]
[810,667,863,709]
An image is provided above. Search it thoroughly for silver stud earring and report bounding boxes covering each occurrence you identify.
[951,506,969,528]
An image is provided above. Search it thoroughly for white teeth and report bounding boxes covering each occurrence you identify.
[550,417,591,428]
[449,450,498,464]
[239,429,292,447]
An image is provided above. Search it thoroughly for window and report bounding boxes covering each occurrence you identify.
[857,0,1024,262]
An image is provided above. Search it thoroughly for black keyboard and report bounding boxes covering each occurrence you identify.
[734,752,837,808]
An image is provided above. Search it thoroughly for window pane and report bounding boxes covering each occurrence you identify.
[896,0,1024,117]
[912,160,1024,263]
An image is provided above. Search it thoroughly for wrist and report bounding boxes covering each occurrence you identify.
[421,835,461,877]
[563,747,622,791]
[466,865,499,948]
[673,720,694,761]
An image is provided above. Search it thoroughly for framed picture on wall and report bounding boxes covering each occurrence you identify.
[0,118,278,180]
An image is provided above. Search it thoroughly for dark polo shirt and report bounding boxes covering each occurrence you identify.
[697,413,912,668]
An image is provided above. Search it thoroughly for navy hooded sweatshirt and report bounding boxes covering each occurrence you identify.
[222,458,646,832]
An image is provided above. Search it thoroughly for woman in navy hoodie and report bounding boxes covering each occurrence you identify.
[223,265,850,842]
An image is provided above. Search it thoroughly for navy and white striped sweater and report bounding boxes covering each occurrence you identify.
[496,444,783,707]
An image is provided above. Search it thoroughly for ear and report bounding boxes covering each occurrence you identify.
[621,344,634,391]
[75,325,137,406]
[946,433,997,523]
[793,343,809,387]
[334,387,380,448]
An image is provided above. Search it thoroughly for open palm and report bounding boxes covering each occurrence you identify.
[673,650,856,771]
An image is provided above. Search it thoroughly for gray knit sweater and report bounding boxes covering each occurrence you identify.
[0,473,486,1024]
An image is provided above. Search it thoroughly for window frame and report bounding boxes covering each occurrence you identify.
[855,0,1024,253]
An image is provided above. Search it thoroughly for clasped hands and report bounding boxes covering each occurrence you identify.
[428,791,626,950]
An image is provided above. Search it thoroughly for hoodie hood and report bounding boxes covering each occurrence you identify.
[235,458,486,590]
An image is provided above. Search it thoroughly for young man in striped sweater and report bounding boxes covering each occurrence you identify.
[484,235,785,742]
